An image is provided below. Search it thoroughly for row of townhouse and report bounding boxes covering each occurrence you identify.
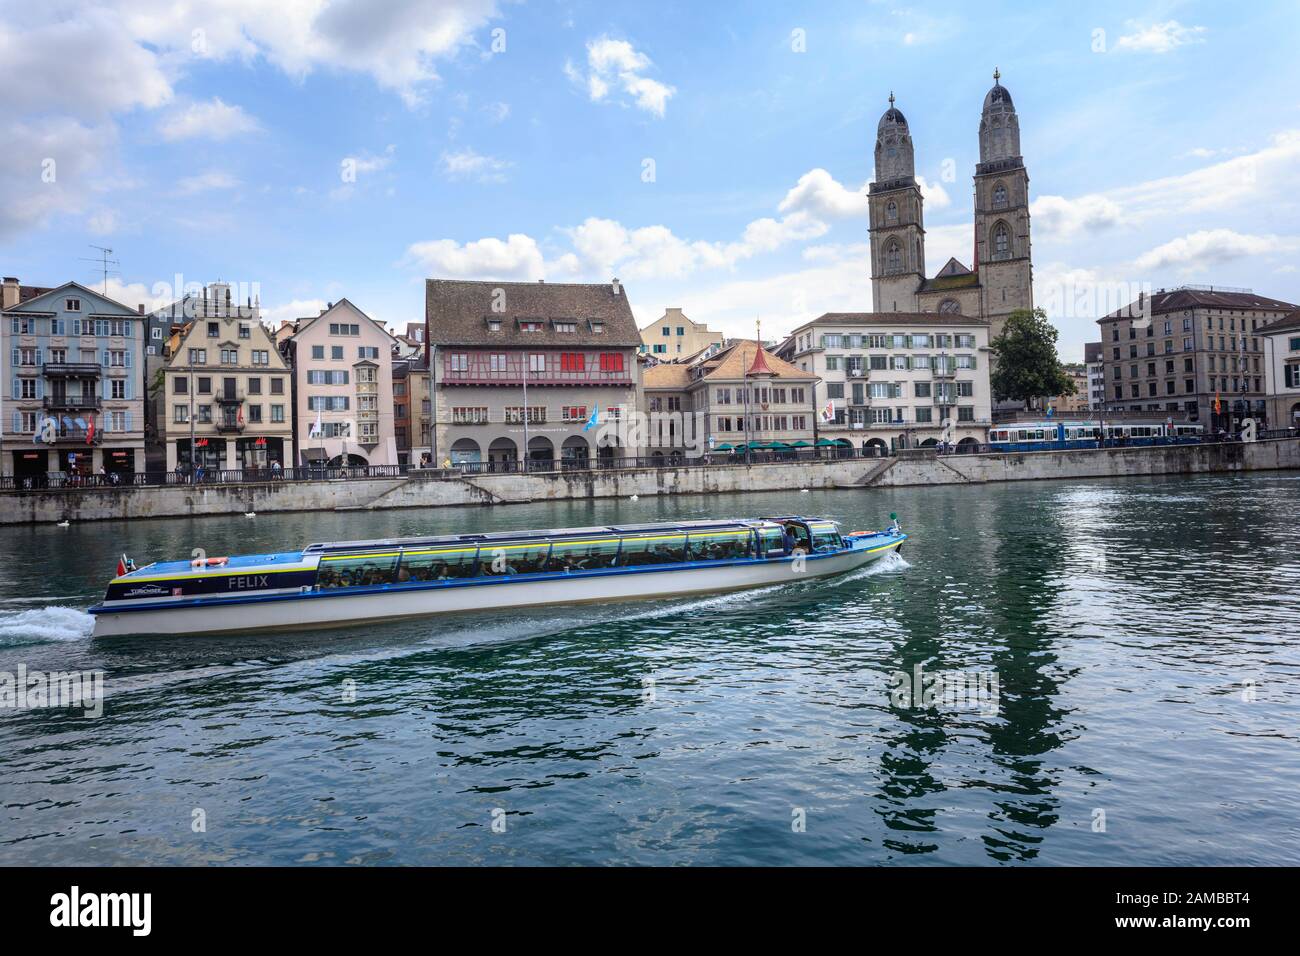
[1,277,405,481]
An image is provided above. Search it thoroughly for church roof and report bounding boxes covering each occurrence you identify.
[919,272,981,293]
[935,257,972,278]
[983,78,1014,111]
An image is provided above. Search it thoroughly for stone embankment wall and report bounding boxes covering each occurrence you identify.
[2,439,1296,525]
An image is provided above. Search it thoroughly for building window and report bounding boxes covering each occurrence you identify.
[271,404,285,423]
[939,298,961,314]
[885,241,902,274]
[886,201,898,222]
[65,298,81,312]
[992,222,1010,259]
[992,183,1008,207]
[331,345,344,360]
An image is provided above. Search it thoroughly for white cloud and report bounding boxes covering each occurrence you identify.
[1114,20,1207,54]
[87,209,118,235]
[0,116,107,239]
[0,2,499,238]
[917,175,951,211]
[567,36,676,117]
[777,168,869,220]
[1133,229,1300,273]
[176,170,240,195]
[157,98,261,141]
[404,234,547,280]
[262,298,329,325]
[483,101,510,123]
[1031,194,1123,238]
[440,148,513,183]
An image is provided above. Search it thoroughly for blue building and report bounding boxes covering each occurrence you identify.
[2,279,146,483]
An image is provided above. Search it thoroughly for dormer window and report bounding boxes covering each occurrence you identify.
[590,321,604,334]
[487,318,502,332]
[553,321,576,333]
[519,320,543,333]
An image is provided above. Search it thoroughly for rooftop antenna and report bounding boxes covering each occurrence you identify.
[80,244,120,294]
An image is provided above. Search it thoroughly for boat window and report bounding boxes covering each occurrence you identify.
[397,547,478,583]
[317,553,399,589]
[808,523,842,553]
[545,537,621,572]
[480,540,551,576]
[758,527,784,557]
[617,534,687,566]
[687,530,754,561]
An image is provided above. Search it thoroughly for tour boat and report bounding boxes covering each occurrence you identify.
[88,516,907,637]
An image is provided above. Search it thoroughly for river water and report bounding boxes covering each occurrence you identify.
[1,473,1298,865]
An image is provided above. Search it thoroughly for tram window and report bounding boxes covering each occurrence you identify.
[480,541,550,576]
[808,523,842,553]
[317,553,398,589]
[618,534,687,566]
[546,538,621,571]
[687,530,754,561]
[398,547,477,582]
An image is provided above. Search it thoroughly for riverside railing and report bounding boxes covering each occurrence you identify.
[2,432,1295,491]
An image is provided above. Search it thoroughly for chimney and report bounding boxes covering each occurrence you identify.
[611,277,621,295]
[137,304,145,314]
[2,276,19,310]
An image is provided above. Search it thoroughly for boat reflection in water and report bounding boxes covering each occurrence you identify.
[89,515,907,638]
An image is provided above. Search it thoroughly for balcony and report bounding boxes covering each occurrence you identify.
[932,367,958,379]
[216,418,245,434]
[847,369,870,379]
[43,362,101,378]
[43,395,101,411]
[215,392,244,406]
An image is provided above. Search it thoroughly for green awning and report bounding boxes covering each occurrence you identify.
[789,440,811,447]
[715,443,733,450]
[767,441,791,448]
[814,438,837,446]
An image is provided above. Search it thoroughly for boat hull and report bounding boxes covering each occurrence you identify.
[90,535,903,638]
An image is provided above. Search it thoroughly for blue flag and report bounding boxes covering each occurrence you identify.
[582,405,600,432]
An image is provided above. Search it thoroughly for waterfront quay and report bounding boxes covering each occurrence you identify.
[2,436,1297,525]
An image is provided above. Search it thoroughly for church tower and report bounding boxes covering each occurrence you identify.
[868,94,925,312]
[972,69,1032,341]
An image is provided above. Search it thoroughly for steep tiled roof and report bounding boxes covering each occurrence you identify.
[701,340,812,381]
[425,278,641,347]
[1101,288,1297,320]
[642,363,692,389]
[1260,310,1300,335]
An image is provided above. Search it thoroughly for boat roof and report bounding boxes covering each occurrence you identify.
[301,518,787,555]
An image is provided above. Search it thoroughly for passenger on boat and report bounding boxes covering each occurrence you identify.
[781,527,797,555]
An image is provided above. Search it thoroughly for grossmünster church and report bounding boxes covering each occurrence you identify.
[868,70,1033,341]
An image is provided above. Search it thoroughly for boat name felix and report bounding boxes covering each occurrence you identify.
[230,575,271,590]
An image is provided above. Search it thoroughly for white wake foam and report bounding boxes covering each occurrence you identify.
[0,605,95,645]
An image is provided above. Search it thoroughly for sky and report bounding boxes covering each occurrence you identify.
[2,0,1299,362]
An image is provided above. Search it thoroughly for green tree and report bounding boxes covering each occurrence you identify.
[989,307,1075,404]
